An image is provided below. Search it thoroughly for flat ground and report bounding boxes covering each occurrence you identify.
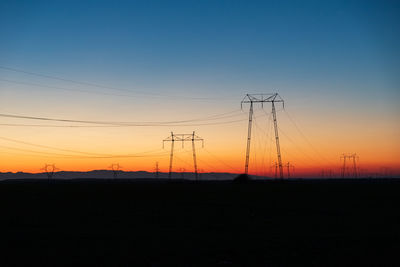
[0,179,399,266]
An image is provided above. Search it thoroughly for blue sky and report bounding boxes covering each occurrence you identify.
[1,0,399,96]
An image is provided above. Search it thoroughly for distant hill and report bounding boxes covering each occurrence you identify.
[0,170,270,181]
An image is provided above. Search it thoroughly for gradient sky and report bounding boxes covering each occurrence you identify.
[0,0,399,176]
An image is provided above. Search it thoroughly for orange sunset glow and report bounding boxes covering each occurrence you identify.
[0,97,398,177]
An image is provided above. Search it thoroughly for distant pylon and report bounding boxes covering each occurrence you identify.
[285,162,295,178]
[163,131,204,179]
[352,154,358,178]
[198,168,204,180]
[270,162,278,179]
[241,93,284,178]
[341,153,358,178]
[380,167,392,178]
[321,169,333,178]
[109,163,122,179]
[154,162,160,178]
[41,164,58,180]
[179,168,186,179]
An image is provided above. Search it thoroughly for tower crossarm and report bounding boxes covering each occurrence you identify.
[241,93,284,104]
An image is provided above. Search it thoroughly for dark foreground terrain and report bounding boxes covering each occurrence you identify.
[0,178,399,266]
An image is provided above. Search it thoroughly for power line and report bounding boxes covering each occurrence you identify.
[0,65,237,100]
[0,136,111,156]
[0,109,246,127]
[254,123,318,169]
[0,78,142,98]
[0,145,83,158]
[0,78,243,103]
[175,150,232,180]
[0,123,125,128]
[0,143,168,159]
[0,116,247,127]
[203,148,241,173]
[277,125,326,166]
[0,135,169,158]
[0,150,60,159]
[283,109,337,166]
[252,112,273,176]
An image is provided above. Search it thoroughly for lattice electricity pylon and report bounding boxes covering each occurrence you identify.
[154,162,160,178]
[270,162,278,179]
[109,163,122,179]
[380,167,392,178]
[179,167,186,179]
[285,162,295,178]
[41,164,58,180]
[321,169,334,178]
[241,93,284,178]
[163,131,204,180]
[340,153,359,178]
[198,168,204,180]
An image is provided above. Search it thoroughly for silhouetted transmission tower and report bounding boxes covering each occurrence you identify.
[241,93,284,178]
[163,131,204,180]
[341,153,358,178]
[285,162,295,178]
[270,162,278,179]
[154,162,160,178]
[109,163,122,179]
[179,167,186,179]
[42,164,58,180]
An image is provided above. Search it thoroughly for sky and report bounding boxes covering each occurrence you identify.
[0,0,399,177]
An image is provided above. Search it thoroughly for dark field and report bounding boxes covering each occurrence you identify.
[0,179,399,266]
